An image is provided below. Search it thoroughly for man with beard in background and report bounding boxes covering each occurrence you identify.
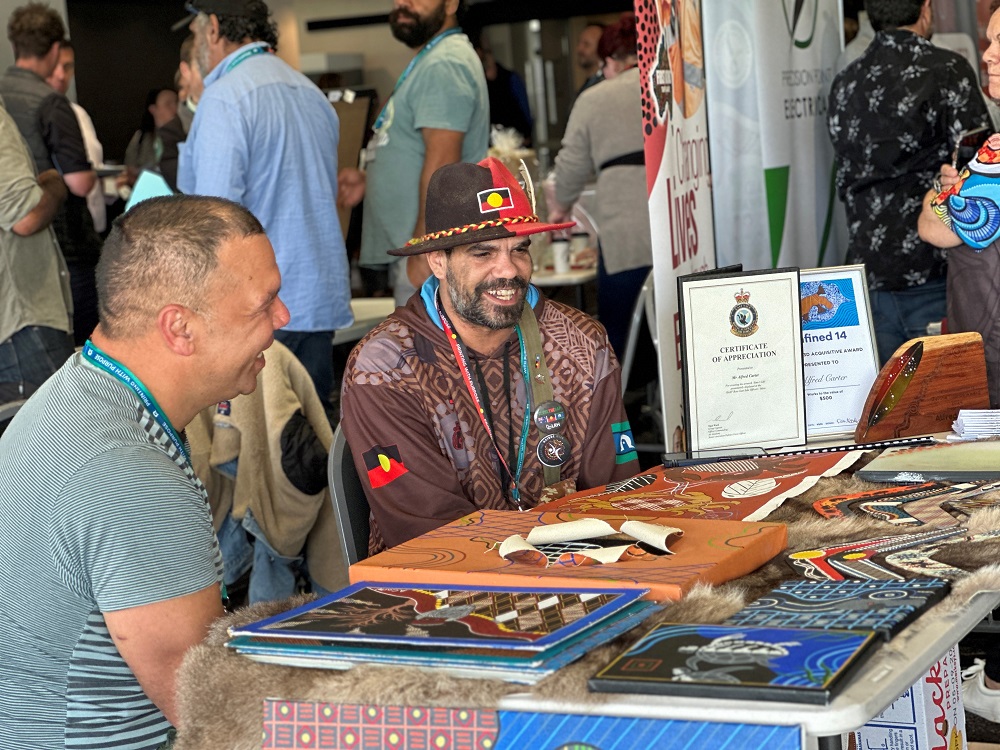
[340,159,638,555]
[338,0,489,307]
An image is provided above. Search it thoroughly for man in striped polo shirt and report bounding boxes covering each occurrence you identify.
[0,195,290,749]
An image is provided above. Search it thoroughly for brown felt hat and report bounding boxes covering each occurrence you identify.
[388,157,575,256]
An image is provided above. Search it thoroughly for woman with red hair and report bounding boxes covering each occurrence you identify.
[549,13,652,361]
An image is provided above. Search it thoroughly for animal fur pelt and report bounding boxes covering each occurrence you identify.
[174,472,1000,750]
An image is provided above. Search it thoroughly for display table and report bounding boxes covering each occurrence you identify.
[532,266,597,309]
[173,462,1000,750]
[331,298,396,346]
[501,586,1000,749]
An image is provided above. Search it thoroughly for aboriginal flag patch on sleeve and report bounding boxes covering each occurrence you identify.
[611,421,638,464]
[362,444,409,489]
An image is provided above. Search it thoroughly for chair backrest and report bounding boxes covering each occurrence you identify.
[620,269,656,392]
[0,398,26,438]
[328,423,370,566]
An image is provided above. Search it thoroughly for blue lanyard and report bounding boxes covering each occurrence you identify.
[373,28,462,132]
[436,294,532,509]
[224,43,269,74]
[81,340,188,462]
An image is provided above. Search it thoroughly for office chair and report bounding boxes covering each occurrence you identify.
[327,423,370,566]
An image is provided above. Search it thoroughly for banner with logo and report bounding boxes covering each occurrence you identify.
[634,0,717,452]
[703,0,844,271]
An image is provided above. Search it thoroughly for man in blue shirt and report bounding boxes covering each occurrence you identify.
[178,0,352,407]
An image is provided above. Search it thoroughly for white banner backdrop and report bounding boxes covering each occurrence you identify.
[703,0,845,271]
[635,0,717,451]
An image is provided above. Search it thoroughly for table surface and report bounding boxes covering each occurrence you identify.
[532,267,598,286]
[332,297,396,346]
[499,588,1000,739]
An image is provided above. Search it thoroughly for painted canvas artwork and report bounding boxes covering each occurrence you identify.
[260,702,803,750]
[590,623,876,704]
[350,510,788,601]
[724,578,950,639]
[231,582,644,650]
[544,451,861,521]
[812,480,1000,527]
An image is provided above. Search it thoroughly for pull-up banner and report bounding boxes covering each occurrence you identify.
[703,0,845,271]
[635,0,717,452]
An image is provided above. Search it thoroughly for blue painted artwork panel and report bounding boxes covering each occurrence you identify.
[725,578,949,640]
[494,711,802,750]
[800,278,860,330]
[590,623,877,704]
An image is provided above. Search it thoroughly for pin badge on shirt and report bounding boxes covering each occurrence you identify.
[533,400,567,434]
[537,433,571,467]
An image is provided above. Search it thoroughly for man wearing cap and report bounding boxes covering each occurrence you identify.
[337,0,489,306]
[178,0,351,407]
[340,158,639,555]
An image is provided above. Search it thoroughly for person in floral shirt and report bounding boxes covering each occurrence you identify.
[827,0,989,364]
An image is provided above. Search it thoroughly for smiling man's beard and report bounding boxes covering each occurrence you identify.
[388,2,447,48]
[447,268,528,330]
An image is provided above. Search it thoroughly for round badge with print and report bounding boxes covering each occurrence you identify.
[537,433,571,467]
[533,400,567,434]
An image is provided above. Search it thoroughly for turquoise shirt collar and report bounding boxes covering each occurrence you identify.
[420,276,539,331]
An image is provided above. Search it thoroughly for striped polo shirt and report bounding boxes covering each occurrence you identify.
[0,353,223,750]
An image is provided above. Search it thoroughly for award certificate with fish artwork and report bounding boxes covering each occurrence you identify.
[799,265,879,438]
[679,268,806,451]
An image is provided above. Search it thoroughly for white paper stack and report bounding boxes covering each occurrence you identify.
[949,409,1000,441]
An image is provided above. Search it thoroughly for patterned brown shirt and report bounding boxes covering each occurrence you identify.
[341,290,639,555]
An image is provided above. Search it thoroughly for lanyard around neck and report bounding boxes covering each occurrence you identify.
[373,27,462,132]
[225,43,269,74]
[436,293,531,510]
[81,340,188,462]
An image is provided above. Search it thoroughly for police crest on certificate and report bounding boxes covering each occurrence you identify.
[678,269,807,451]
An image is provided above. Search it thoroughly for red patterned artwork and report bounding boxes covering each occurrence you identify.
[544,451,862,521]
[262,701,499,749]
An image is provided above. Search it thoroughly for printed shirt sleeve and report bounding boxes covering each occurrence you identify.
[0,112,43,230]
[576,341,639,489]
[942,55,991,146]
[341,353,481,550]
[177,95,248,202]
[39,93,91,174]
[410,56,481,134]
[50,446,221,612]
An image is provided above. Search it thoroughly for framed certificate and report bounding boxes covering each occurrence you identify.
[799,264,879,439]
[679,268,806,452]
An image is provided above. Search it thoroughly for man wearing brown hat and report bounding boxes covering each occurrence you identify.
[340,158,639,555]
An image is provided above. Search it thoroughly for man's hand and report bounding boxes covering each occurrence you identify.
[937,163,961,192]
[338,168,366,209]
[918,167,961,250]
[11,168,67,236]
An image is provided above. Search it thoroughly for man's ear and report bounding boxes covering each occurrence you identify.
[425,250,449,281]
[445,0,460,18]
[157,304,196,356]
[207,13,222,44]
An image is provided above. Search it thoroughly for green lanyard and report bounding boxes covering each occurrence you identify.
[81,340,187,462]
